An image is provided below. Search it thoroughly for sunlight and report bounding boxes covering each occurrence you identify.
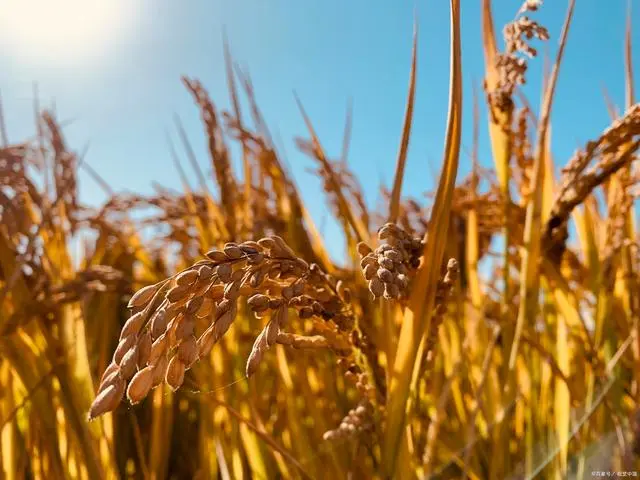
[0,0,136,65]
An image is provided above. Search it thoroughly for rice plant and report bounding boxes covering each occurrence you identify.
[1,0,639,478]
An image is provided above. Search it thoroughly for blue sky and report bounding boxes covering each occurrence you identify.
[0,0,637,260]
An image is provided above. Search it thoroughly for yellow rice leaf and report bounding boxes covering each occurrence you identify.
[1,335,66,479]
[239,406,269,479]
[389,24,418,222]
[383,0,461,472]
[542,126,555,223]
[554,315,570,477]
[625,7,635,109]
[274,347,321,478]
[572,200,599,284]
[509,0,575,370]
[466,90,482,308]
[481,0,512,193]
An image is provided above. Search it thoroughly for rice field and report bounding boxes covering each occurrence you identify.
[1,0,639,478]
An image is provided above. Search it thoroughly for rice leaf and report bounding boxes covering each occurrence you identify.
[382,0,461,472]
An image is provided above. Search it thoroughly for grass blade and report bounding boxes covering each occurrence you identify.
[382,0,461,473]
[509,0,576,370]
[388,22,418,223]
[626,3,635,109]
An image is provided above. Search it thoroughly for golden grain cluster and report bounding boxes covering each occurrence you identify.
[1,0,639,478]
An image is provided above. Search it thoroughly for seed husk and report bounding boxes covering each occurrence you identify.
[265,320,279,347]
[249,269,266,288]
[119,347,139,380]
[198,264,214,280]
[137,331,152,368]
[174,315,195,340]
[223,244,243,259]
[120,312,145,340]
[127,366,154,404]
[240,240,262,251]
[368,278,384,298]
[88,378,125,420]
[257,237,276,250]
[151,309,168,339]
[176,269,199,286]
[167,284,190,303]
[223,280,241,299]
[151,355,168,387]
[216,263,233,283]
[248,294,270,313]
[377,268,394,283]
[114,335,137,365]
[271,235,296,258]
[357,242,373,257]
[128,283,160,309]
[197,325,216,358]
[149,334,168,364]
[98,369,123,394]
[99,362,120,385]
[246,331,266,378]
[247,253,264,264]
[178,336,198,367]
[205,250,227,263]
[217,298,232,315]
[166,356,186,391]
[185,296,204,315]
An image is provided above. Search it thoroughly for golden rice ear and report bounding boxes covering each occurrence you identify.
[183,76,236,238]
[91,231,365,423]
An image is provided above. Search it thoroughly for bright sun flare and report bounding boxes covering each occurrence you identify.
[0,0,133,65]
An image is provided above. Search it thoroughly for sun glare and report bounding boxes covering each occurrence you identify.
[0,0,135,65]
